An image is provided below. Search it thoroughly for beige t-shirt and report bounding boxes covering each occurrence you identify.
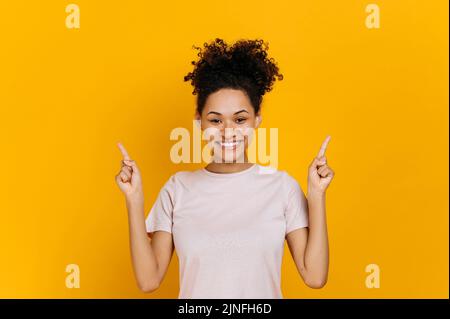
[145,163,309,299]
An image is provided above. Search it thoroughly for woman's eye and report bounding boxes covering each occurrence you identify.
[236,118,247,123]
[209,119,221,124]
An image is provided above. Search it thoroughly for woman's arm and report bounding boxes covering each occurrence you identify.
[126,197,174,292]
[286,136,334,289]
[116,142,174,293]
[286,191,329,288]
[126,197,162,292]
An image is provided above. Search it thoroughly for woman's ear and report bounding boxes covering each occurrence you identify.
[194,112,202,129]
[255,112,262,128]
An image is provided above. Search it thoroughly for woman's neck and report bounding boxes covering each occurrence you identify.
[204,153,255,174]
[204,162,255,174]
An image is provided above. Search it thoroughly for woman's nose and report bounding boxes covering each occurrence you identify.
[222,125,245,141]
[221,128,233,139]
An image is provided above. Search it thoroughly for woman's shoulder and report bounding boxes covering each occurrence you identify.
[263,165,302,191]
[162,168,204,189]
[253,164,302,192]
[255,164,295,181]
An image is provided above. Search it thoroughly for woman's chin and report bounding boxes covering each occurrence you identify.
[213,152,246,163]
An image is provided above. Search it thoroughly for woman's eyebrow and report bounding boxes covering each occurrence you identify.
[207,109,249,115]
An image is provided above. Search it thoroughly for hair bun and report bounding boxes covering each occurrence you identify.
[184,38,283,114]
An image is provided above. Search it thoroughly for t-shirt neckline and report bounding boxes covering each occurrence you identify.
[201,163,258,178]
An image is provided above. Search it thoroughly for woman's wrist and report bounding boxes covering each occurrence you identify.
[307,188,325,201]
[125,192,144,209]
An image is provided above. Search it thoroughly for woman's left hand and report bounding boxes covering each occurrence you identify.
[307,135,335,195]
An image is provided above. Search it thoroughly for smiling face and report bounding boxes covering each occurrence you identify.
[195,88,262,163]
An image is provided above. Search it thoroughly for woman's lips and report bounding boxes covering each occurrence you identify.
[214,140,244,150]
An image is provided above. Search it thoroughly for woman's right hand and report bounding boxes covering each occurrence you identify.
[115,142,144,201]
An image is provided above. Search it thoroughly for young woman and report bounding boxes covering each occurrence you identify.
[115,38,334,299]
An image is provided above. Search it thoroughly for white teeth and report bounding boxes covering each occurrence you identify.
[216,141,243,148]
[222,142,237,146]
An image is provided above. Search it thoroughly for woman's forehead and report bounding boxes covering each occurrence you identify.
[203,89,253,115]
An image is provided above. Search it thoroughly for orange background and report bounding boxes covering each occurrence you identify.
[0,0,448,298]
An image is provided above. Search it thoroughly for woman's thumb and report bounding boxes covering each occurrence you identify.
[124,159,140,174]
[309,157,324,174]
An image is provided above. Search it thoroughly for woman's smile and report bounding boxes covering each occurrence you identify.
[215,139,244,150]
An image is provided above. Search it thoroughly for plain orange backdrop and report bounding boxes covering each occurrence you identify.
[0,0,448,298]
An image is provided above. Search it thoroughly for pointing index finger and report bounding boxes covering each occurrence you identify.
[117,142,131,161]
[317,135,331,158]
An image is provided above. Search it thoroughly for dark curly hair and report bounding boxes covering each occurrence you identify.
[184,38,283,115]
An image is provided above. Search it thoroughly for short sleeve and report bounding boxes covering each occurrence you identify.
[145,175,176,235]
[284,173,309,236]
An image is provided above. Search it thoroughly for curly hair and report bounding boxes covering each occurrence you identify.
[184,38,283,115]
